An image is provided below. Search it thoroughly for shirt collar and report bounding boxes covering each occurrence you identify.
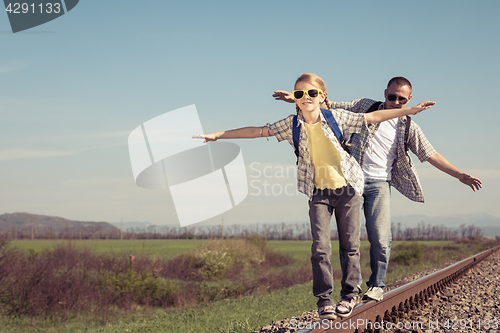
[296,109,327,125]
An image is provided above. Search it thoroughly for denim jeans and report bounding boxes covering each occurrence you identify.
[339,179,392,289]
[309,185,362,307]
[363,179,392,289]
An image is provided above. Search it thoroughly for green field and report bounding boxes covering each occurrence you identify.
[2,239,494,333]
[9,239,206,261]
[11,239,456,254]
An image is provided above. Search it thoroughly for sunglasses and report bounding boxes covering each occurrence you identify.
[387,94,408,104]
[293,89,324,100]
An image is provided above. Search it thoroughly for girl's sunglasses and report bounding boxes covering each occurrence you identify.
[293,89,324,100]
[387,94,408,104]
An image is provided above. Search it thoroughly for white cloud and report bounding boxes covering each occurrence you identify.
[82,142,127,150]
[0,149,76,161]
[92,131,131,139]
[0,63,25,74]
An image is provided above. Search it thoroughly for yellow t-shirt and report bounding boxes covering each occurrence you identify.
[303,121,347,190]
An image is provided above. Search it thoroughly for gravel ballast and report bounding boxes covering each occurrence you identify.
[251,248,500,333]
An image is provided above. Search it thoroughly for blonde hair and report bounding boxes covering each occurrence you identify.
[294,73,330,114]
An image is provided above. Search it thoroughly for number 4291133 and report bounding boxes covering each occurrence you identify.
[5,2,62,14]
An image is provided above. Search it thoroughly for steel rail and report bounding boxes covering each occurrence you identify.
[295,245,500,333]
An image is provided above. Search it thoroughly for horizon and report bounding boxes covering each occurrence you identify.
[1,1,499,227]
[3,211,500,228]
[3,210,500,238]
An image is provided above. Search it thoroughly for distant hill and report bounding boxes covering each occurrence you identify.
[0,212,120,233]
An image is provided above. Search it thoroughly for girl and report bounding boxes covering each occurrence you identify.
[193,73,434,320]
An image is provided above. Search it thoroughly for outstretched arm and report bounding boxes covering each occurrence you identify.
[193,125,274,143]
[365,101,435,124]
[426,153,482,191]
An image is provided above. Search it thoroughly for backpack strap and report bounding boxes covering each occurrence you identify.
[366,101,383,113]
[320,109,348,151]
[292,115,300,161]
[404,115,411,152]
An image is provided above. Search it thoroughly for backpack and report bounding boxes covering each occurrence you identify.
[348,101,412,152]
[292,109,349,164]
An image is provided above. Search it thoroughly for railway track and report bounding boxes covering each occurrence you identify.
[293,245,500,333]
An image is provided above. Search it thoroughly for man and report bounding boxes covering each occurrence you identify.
[272,76,482,302]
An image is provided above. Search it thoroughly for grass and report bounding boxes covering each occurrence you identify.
[12,239,450,263]
[0,237,310,333]
[9,239,206,261]
[1,239,498,333]
[0,281,321,333]
[95,281,321,333]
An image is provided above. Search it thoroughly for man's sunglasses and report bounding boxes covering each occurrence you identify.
[387,94,408,104]
[293,89,324,100]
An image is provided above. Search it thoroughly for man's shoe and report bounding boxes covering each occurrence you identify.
[335,296,359,318]
[362,286,384,301]
[318,305,337,320]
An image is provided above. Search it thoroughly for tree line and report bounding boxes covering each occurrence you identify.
[0,221,486,241]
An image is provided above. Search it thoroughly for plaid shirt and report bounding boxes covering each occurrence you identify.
[269,109,366,199]
[330,98,436,202]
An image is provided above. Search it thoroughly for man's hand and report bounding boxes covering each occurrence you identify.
[458,173,483,191]
[272,90,295,103]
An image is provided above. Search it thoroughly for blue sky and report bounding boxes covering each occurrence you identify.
[1,0,499,226]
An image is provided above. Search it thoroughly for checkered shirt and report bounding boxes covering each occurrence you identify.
[330,98,437,202]
[269,109,366,199]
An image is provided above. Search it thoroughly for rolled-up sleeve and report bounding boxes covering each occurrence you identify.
[269,115,294,144]
[408,122,436,162]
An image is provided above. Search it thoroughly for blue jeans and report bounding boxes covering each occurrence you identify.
[309,185,362,307]
[339,179,392,289]
[363,179,392,289]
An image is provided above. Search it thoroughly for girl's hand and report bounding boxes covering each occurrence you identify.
[272,90,295,103]
[192,133,218,143]
[408,101,436,115]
